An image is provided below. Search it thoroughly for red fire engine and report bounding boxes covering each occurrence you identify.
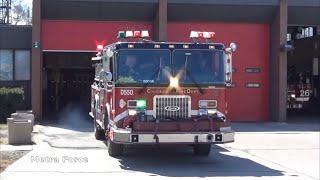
[90,30,236,156]
[287,67,314,109]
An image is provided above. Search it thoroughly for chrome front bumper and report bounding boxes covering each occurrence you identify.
[110,127,235,144]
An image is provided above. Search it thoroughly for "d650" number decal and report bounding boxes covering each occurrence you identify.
[120,89,134,96]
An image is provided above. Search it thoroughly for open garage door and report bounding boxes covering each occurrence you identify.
[40,20,152,119]
[287,26,320,121]
[43,52,95,118]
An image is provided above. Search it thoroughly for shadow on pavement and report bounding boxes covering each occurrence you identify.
[117,145,284,177]
[232,122,320,132]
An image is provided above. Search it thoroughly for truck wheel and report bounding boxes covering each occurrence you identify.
[94,108,106,140]
[94,120,105,140]
[193,144,211,156]
[107,139,124,157]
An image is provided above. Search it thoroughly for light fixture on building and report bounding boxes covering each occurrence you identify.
[314,41,319,50]
[280,43,294,52]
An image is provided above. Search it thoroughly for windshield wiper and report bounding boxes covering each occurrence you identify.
[184,69,205,94]
[182,53,204,94]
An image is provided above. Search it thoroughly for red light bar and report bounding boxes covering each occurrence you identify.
[209,32,215,39]
[190,31,216,39]
[134,31,141,37]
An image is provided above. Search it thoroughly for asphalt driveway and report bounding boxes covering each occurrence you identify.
[1,121,319,180]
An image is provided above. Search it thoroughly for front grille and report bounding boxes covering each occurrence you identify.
[153,95,191,119]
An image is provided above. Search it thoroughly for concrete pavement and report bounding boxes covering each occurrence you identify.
[1,122,319,180]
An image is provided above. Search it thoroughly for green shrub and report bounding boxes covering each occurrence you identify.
[0,87,24,123]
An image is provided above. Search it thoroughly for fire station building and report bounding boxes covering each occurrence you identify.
[7,0,320,122]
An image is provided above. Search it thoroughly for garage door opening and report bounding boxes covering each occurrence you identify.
[43,52,95,120]
[287,26,320,121]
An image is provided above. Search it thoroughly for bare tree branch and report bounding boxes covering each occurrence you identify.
[11,0,32,25]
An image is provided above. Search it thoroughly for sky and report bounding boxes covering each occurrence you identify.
[13,0,33,8]
[25,0,33,7]
[11,0,33,25]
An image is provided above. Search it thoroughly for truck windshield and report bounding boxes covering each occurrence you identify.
[116,50,170,83]
[172,50,225,84]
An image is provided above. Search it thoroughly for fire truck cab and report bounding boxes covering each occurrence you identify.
[90,30,236,156]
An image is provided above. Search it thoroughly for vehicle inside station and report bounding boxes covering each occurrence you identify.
[286,26,320,121]
[42,52,95,118]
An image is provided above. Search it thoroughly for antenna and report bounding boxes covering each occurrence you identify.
[0,0,12,24]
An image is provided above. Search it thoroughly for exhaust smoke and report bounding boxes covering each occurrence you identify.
[54,102,92,132]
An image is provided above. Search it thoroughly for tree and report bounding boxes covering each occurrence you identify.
[11,0,32,25]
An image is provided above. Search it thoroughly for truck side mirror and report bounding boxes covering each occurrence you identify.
[104,72,113,82]
[106,49,114,58]
[225,53,232,85]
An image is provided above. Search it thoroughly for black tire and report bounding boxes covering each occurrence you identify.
[193,144,211,156]
[104,108,109,133]
[94,121,105,140]
[94,107,106,140]
[107,139,124,157]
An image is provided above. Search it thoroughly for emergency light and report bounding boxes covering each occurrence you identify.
[127,100,146,109]
[125,31,133,37]
[118,31,125,38]
[118,31,150,39]
[97,44,104,50]
[190,31,215,39]
[134,31,141,37]
[169,77,179,88]
[136,100,146,108]
[141,31,149,38]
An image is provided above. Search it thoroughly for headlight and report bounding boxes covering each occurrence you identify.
[291,94,296,98]
[199,109,208,116]
[207,110,217,114]
[128,109,145,116]
[128,110,138,116]
[199,100,217,109]
[199,109,217,116]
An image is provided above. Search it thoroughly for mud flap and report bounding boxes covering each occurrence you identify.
[153,119,160,144]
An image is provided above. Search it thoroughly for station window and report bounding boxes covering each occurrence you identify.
[287,34,291,41]
[296,27,314,39]
[0,50,13,81]
[0,49,31,81]
[15,50,31,80]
